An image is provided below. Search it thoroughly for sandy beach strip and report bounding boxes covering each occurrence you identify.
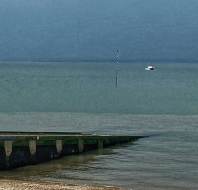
[0,179,121,190]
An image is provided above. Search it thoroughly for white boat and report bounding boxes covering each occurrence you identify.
[145,65,155,71]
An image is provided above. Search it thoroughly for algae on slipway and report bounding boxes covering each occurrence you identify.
[0,132,143,170]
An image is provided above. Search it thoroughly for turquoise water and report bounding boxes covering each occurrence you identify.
[0,62,198,189]
[1,62,198,114]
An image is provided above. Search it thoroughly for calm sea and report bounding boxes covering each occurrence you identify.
[0,62,198,190]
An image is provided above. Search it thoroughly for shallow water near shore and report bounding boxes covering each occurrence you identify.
[0,62,198,189]
[0,113,198,190]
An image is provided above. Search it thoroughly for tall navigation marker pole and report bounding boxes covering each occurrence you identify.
[115,49,120,88]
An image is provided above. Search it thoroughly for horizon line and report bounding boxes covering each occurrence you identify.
[0,58,198,63]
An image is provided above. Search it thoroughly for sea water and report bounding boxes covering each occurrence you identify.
[0,62,198,190]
